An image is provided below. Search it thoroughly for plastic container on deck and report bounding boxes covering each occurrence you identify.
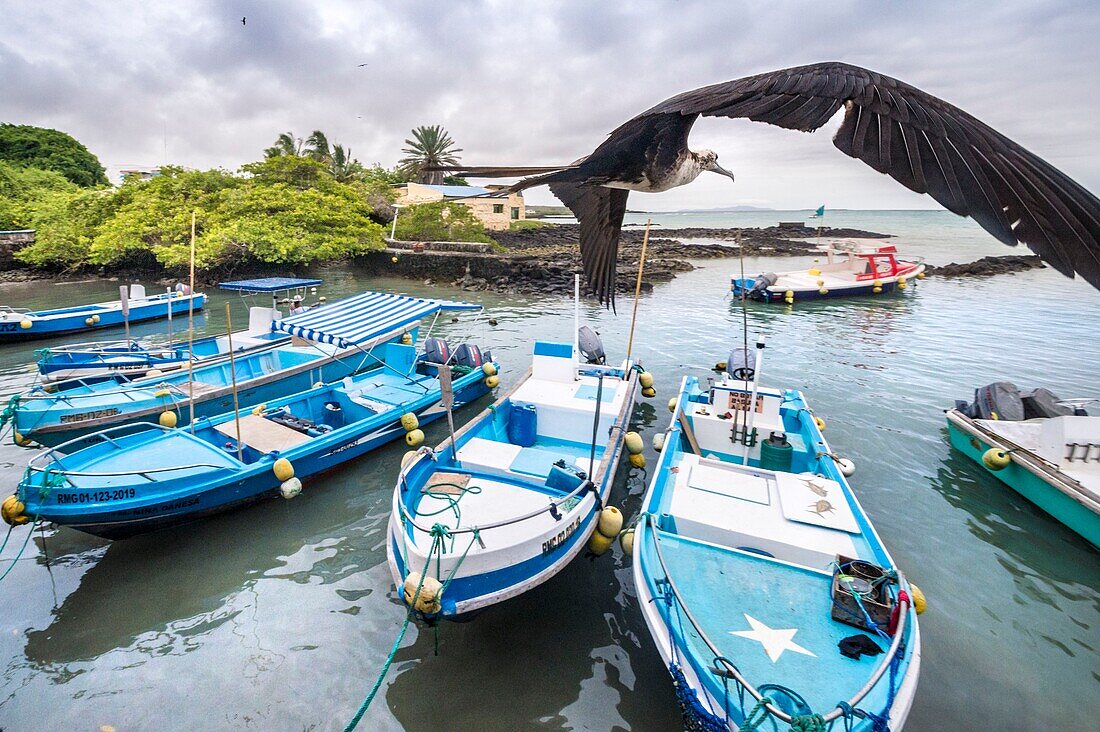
[759,432,793,471]
[507,403,537,447]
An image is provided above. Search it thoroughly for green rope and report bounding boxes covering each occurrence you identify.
[343,529,445,732]
[738,696,774,731]
[0,394,20,442]
[789,714,826,732]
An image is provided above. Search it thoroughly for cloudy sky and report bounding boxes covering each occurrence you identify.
[3,0,1098,210]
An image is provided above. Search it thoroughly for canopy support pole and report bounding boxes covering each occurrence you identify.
[225,303,243,461]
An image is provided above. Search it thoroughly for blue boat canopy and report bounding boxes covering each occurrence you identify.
[219,277,324,292]
[272,291,479,348]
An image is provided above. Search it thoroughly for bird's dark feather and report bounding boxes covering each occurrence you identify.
[548,182,630,309]
[642,61,1099,287]
[454,61,1100,302]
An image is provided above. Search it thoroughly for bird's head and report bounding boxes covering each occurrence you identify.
[697,150,735,181]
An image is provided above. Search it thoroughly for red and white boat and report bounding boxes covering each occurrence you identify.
[731,245,925,303]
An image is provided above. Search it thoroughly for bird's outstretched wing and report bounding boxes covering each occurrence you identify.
[549,182,630,309]
[642,61,1100,288]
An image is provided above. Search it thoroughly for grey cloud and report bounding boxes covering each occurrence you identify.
[1,0,1096,210]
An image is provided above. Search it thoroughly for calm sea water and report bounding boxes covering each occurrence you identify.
[0,210,1097,731]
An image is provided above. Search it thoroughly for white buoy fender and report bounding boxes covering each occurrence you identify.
[403,572,443,614]
[652,432,666,452]
[624,432,644,455]
[280,477,302,499]
[838,458,856,477]
[597,506,623,538]
[401,450,419,469]
[667,398,677,413]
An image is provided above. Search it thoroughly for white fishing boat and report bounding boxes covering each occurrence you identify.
[386,281,641,619]
[732,245,925,303]
[631,341,922,730]
[947,382,1099,547]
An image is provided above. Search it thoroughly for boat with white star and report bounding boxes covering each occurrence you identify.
[629,338,922,730]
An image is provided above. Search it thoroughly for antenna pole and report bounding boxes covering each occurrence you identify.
[120,285,131,351]
[225,302,243,461]
[625,219,651,362]
[187,211,197,433]
[740,335,766,465]
[573,273,580,368]
[166,287,173,347]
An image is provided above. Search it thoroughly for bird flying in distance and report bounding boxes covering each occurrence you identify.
[435,61,1100,308]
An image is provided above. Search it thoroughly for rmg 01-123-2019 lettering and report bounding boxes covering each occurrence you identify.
[55,488,137,504]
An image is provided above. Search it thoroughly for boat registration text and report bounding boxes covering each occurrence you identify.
[542,515,582,554]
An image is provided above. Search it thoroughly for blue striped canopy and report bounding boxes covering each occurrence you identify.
[272,291,479,348]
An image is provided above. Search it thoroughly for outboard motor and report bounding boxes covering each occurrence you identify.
[577,326,606,365]
[453,343,484,369]
[1021,387,1074,419]
[421,337,452,366]
[957,382,1024,421]
[750,272,778,295]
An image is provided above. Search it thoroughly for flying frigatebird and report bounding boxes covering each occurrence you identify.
[436,61,1100,307]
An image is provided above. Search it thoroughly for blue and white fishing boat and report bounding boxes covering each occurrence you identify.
[5,340,499,538]
[13,291,478,447]
[0,283,205,342]
[34,278,321,382]
[387,325,639,619]
[632,341,921,730]
[947,382,1099,547]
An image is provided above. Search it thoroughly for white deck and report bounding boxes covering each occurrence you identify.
[667,454,857,569]
[510,371,630,443]
[410,475,565,554]
[979,416,1100,495]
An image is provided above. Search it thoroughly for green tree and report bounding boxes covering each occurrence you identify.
[393,201,493,243]
[0,160,77,230]
[264,131,305,159]
[0,124,108,186]
[398,125,462,184]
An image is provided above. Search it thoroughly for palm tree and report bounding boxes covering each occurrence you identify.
[264,131,304,159]
[329,144,364,183]
[398,125,462,184]
[305,130,331,162]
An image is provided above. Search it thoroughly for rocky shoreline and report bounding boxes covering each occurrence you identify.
[373,223,887,297]
[0,224,1050,295]
[924,254,1045,278]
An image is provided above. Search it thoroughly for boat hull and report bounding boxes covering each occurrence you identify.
[946,411,1100,547]
[0,293,205,342]
[20,366,493,539]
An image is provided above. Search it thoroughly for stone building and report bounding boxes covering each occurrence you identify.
[394,183,525,231]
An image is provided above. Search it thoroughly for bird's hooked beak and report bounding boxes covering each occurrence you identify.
[706,160,736,182]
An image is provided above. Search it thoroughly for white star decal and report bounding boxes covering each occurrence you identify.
[730,613,817,663]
